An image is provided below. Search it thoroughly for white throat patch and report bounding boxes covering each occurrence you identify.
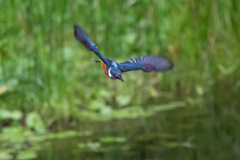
[108,68,112,77]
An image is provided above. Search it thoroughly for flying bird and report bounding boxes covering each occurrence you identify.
[74,25,174,82]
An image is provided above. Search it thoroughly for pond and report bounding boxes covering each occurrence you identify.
[0,101,203,160]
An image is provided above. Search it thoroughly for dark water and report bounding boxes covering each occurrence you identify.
[38,136,171,160]
[35,106,200,160]
[38,137,136,160]
[1,100,239,160]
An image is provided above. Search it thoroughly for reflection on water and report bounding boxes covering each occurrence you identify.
[1,102,199,160]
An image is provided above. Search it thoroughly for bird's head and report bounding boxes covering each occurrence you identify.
[110,67,124,82]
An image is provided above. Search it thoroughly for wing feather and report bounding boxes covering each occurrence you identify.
[74,25,110,65]
[118,56,174,73]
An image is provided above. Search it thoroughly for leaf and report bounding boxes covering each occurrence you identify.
[11,110,23,120]
[116,95,131,107]
[0,85,8,95]
[196,85,203,96]
[99,89,113,101]
[113,106,145,119]
[186,97,202,106]
[100,136,126,143]
[164,142,193,148]
[26,112,46,134]
[124,0,138,9]
[87,142,101,151]
[16,150,37,160]
[0,109,22,120]
[7,78,18,89]
[100,106,112,116]
[151,102,186,112]
[47,131,78,139]
[0,152,13,160]
[2,126,24,140]
[218,64,237,75]
[149,86,159,97]
[78,143,87,148]
[2,126,22,135]
[63,47,74,61]
[78,142,101,151]
[89,100,105,110]
[123,32,137,45]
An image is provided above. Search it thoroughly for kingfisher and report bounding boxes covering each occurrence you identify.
[74,25,174,82]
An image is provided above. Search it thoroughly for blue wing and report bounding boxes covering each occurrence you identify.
[74,25,109,65]
[118,56,174,73]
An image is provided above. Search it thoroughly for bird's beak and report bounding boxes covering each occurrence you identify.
[117,76,124,82]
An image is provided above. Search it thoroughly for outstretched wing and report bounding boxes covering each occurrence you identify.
[74,25,109,65]
[118,56,174,73]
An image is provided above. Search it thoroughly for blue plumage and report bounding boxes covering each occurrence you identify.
[118,56,174,73]
[74,25,174,82]
[74,25,93,51]
[74,25,110,66]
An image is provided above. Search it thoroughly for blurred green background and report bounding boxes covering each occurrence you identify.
[0,0,240,159]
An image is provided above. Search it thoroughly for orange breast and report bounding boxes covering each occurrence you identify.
[101,61,109,77]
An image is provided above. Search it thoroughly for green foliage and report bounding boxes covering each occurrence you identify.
[0,152,13,160]
[26,112,46,134]
[16,150,37,160]
[116,94,132,107]
[0,109,22,120]
[100,136,126,143]
[78,142,101,151]
[0,0,240,159]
